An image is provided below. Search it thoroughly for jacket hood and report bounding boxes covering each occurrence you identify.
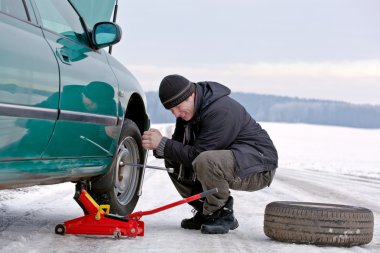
[195,81,231,114]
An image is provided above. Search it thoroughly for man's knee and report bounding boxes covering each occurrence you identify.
[192,151,215,168]
[192,150,234,180]
[192,151,215,180]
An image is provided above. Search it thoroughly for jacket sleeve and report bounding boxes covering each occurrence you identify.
[163,105,241,168]
[161,119,183,170]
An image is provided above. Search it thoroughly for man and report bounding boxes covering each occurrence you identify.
[142,74,278,234]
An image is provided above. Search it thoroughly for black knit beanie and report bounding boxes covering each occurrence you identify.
[159,74,195,109]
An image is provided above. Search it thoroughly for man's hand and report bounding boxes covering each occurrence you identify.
[142,128,163,150]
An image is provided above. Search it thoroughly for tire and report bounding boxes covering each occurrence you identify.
[90,119,144,215]
[264,201,374,247]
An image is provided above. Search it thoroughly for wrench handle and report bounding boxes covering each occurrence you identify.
[200,188,219,198]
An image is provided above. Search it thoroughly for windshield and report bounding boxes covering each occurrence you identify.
[70,0,116,28]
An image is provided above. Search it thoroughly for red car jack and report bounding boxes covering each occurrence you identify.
[55,185,217,239]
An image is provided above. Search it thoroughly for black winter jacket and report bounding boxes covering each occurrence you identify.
[161,81,278,179]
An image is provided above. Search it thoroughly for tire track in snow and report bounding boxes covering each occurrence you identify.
[274,168,380,212]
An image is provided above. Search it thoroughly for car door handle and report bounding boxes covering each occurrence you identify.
[56,48,71,65]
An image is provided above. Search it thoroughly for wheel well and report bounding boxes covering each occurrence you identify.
[125,93,149,134]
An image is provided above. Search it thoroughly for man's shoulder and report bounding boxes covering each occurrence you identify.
[200,96,243,119]
[210,95,242,109]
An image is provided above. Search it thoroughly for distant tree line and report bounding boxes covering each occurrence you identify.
[145,91,380,129]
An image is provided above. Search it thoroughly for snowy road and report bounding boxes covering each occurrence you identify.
[0,163,379,253]
[1,123,379,252]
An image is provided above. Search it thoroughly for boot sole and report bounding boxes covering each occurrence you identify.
[181,225,202,230]
[200,219,239,234]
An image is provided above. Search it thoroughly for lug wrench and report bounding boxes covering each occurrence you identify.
[123,162,174,173]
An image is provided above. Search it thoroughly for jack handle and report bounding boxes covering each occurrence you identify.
[127,188,218,220]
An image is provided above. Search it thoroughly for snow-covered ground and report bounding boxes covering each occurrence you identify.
[0,123,379,252]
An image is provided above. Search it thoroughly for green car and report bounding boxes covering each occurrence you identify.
[0,0,149,215]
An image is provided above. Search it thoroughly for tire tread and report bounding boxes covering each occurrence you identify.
[264,201,374,247]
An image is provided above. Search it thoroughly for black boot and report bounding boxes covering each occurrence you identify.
[200,196,239,234]
[181,210,208,230]
[181,200,207,230]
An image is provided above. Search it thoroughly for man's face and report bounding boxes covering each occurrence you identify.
[169,93,195,121]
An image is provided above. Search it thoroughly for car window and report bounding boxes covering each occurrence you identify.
[71,0,116,27]
[0,0,28,20]
[34,0,88,44]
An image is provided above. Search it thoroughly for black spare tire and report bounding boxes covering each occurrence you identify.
[264,201,374,247]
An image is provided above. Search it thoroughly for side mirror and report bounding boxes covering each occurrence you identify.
[92,22,122,49]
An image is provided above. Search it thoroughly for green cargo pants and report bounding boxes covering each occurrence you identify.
[168,150,276,215]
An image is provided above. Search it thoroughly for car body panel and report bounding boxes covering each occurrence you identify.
[0,9,59,160]
[105,54,146,114]
[41,33,120,158]
[32,0,120,158]
[0,0,149,189]
[0,157,111,189]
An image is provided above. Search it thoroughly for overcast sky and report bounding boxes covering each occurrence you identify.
[112,0,380,105]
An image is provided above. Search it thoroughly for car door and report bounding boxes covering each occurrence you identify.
[0,0,59,160]
[32,0,120,158]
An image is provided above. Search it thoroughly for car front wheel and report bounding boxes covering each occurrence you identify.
[90,119,144,215]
